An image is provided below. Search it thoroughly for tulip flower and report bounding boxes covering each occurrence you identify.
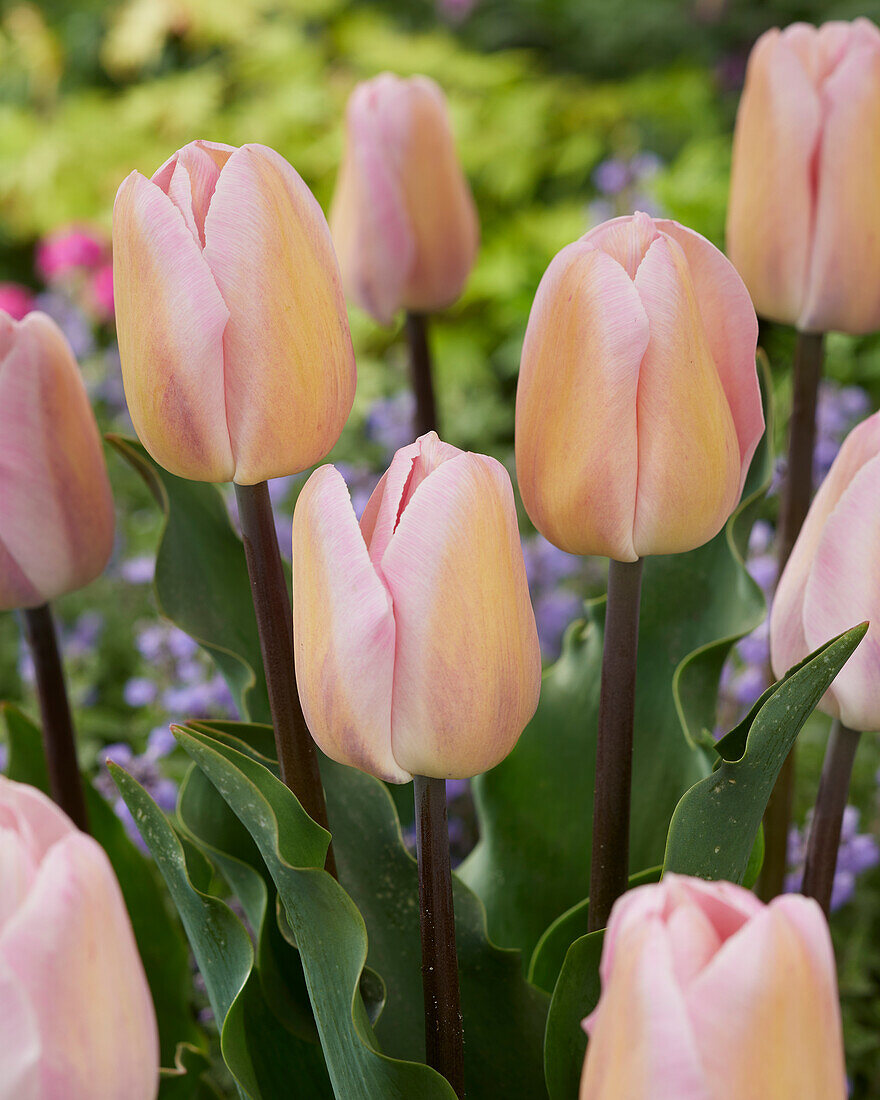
[113,140,356,484]
[330,73,479,326]
[516,212,763,561]
[292,431,541,782]
[770,410,880,732]
[0,310,115,611]
[580,874,846,1099]
[727,19,880,334]
[0,775,159,1099]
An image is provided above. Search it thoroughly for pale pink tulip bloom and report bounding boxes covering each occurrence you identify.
[113,140,356,484]
[292,432,541,781]
[0,311,115,611]
[0,776,158,1100]
[771,410,880,732]
[728,19,880,334]
[330,74,479,325]
[516,212,763,561]
[580,874,846,1100]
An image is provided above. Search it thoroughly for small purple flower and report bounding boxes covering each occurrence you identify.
[65,611,105,657]
[746,553,777,595]
[33,290,95,360]
[135,624,167,662]
[146,725,176,760]
[534,589,583,661]
[365,392,416,457]
[731,665,766,708]
[167,629,198,661]
[593,159,631,196]
[100,742,135,768]
[121,555,156,585]
[124,677,158,708]
[735,620,769,667]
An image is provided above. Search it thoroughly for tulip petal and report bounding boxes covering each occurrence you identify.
[632,235,741,557]
[0,958,40,1100]
[801,453,880,730]
[581,212,660,279]
[152,140,235,248]
[0,777,75,861]
[516,241,648,560]
[726,29,821,326]
[800,33,880,333]
[653,219,762,489]
[113,171,233,482]
[0,834,158,1100]
[0,313,115,609]
[203,145,356,484]
[382,453,541,778]
[686,899,846,1099]
[292,466,406,783]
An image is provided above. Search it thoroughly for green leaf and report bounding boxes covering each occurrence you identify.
[1,703,199,1065]
[542,930,604,1100]
[111,765,331,1100]
[459,365,774,959]
[171,725,458,1100]
[106,436,270,723]
[663,622,868,882]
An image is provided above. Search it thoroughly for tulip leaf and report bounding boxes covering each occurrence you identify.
[0,702,200,1067]
[663,622,868,882]
[170,725,459,1100]
[543,930,604,1100]
[177,720,550,1099]
[459,364,774,960]
[110,764,333,1100]
[106,436,271,723]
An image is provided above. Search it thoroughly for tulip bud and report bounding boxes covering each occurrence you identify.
[516,213,763,561]
[330,73,479,326]
[0,776,159,1099]
[580,874,846,1100]
[0,311,115,611]
[727,19,880,334]
[770,410,880,731]
[292,431,541,781]
[113,140,356,484]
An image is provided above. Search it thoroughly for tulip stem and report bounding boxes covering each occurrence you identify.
[801,719,861,917]
[760,330,825,901]
[22,604,89,832]
[234,481,336,878]
[405,312,439,437]
[413,775,464,1098]
[588,557,644,932]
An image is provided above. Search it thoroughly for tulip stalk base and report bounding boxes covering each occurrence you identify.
[588,558,644,933]
[405,312,439,437]
[234,481,336,878]
[22,604,89,832]
[760,330,825,902]
[801,719,861,917]
[413,775,464,1098]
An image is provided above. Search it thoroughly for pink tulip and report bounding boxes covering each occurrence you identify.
[580,874,846,1099]
[0,776,158,1100]
[771,410,880,731]
[727,19,880,334]
[36,226,107,282]
[330,74,479,325]
[0,311,115,611]
[292,431,541,781]
[0,283,36,321]
[516,212,763,561]
[113,140,356,484]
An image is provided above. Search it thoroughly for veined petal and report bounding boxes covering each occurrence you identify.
[292,466,405,782]
[581,212,660,279]
[113,171,233,482]
[632,235,741,557]
[382,453,541,779]
[0,958,40,1100]
[152,140,235,249]
[203,145,356,484]
[516,241,647,561]
[0,777,75,863]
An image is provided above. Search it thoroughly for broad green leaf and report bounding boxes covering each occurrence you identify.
[663,623,868,882]
[543,930,604,1100]
[111,765,331,1100]
[106,436,270,723]
[180,721,550,1099]
[1,703,199,1065]
[172,725,458,1100]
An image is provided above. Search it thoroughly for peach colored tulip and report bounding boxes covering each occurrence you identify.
[0,776,158,1100]
[771,410,880,732]
[516,212,763,561]
[330,74,479,325]
[113,140,356,484]
[0,311,115,611]
[580,874,846,1100]
[727,19,880,334]
[292,431,541,781]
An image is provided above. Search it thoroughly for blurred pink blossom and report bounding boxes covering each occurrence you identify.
[0,282,36,320]
[36,226,107,281]
[89,262,115,320]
